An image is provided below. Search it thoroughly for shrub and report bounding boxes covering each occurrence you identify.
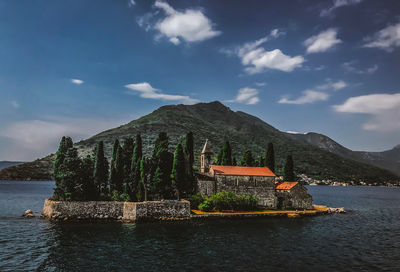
[189,193,206,210]
[198,191,259,212]
[198,200,214,212]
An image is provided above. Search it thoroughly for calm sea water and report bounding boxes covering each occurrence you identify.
[0,181,399,272]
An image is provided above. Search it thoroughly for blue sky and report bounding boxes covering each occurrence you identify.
[0,0,400,161]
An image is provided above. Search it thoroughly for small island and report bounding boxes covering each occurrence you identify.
[42,133,339,222]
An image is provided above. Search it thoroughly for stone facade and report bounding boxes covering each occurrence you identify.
[276,184,313,210]
[197,175,278,209]
[42,199,191,222]
[122,200,190,222]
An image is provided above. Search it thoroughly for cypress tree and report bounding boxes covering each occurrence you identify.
[171,142,186,199]
[80,155,96,200]
[53,136,73,200]
[284,155,295,181]
[184,132,194,194]
[265,142,275,173]
[109,142,123,195]
[58,147,82,200]
[93,141,109,199]
[152,132,168,159]
[128,134,143,201]
[122,137,134,180]
[111,139,120,163]
[152,150,173,199]
[240,150,254,167]
[139,156,151,201]
[131,134,143,172]
[220,140,233,166]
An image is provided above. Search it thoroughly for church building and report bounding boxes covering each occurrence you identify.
[196,140,313,210]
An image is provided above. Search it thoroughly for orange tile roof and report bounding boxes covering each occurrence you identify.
[275,182,298,190]
[210,165,276,177]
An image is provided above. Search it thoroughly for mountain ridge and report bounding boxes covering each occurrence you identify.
[0,101,398,183]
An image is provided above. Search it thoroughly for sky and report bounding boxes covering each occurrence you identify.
[0,0,400,161]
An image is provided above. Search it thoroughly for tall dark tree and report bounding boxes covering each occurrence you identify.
[53,136,73,200]
[284,155,295,181]
[240,150,254,167]
[109,144,123,195]
[57,147,82,200]
[184,132,194,194]
[265,142,275,173]
[220,140,233,166]
[93,141,109,199]
[139,156,152,201]
[121,137,134,180]
[232,157,237,166]
[152,132,168,159]
[80,155,96,200]
[152,150,173,199]
[171,142,186,199]
[111,139,120,162]
[128,134,143,201]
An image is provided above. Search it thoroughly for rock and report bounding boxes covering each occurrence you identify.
[328,207,346,213]
[23,210,34,217]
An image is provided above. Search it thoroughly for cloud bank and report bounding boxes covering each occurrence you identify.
[363,22,400,52]
[333,93,400,131]
[320,0,363,17]
[227,87,260,105]
[125,82,198,104]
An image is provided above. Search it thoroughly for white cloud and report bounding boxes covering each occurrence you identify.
[279,90,329,105]
[343,60,379,74]
[11,101,20,109]
[125,82,199,104]
[255,82,266,87]
[227,87,260,105]
[333,93,400,131]
[320,0,362,17]
[363,22,400,52]
[151,0,221,45]
[304,28,342,54]
[128,0,136,7]
[71,79,84,85]
[0,117,126,161]
[220,29,302,73]
[286,131,300,134]
[317,80,347,91]
[278,79,345,105]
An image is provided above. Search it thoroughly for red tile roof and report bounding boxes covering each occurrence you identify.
[210,165,276,177]
[275,182,298,190]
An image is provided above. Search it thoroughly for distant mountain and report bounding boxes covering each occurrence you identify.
[286,132,400,176]
[0,161,25,171]
[0,101,398,184]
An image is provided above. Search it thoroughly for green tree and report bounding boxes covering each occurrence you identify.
[284,155,295,181]
[53,136,73,200]
[139,156,152,201]
[80,155,96,200]
[184,132,194,194]
[57,147,82,200]
[109,144,123,194]
[171,142,186,199]
[128,134,143,201]
[240,150,254,167]
[93,141,109,199]
[111,139,120,162]
[152,150,173,199]
[220,140,233,166]
[152,132,168,159]
[265,142,275,173]
[121,137,134,181]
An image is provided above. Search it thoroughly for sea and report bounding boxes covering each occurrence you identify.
[0,181,399,272]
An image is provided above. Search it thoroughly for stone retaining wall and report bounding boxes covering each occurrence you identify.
[42,199,190,222]
[123,200,190,222]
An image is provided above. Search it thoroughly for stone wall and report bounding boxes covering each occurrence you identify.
[42,199,190,222]
[123,200,190,222]
[276,185,313,210]
[198,175,277,209]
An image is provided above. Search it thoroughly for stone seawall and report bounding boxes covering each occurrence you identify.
[42,199,190,222]
[123,200,190,222]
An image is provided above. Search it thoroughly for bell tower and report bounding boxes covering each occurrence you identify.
[201,139,213,174]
